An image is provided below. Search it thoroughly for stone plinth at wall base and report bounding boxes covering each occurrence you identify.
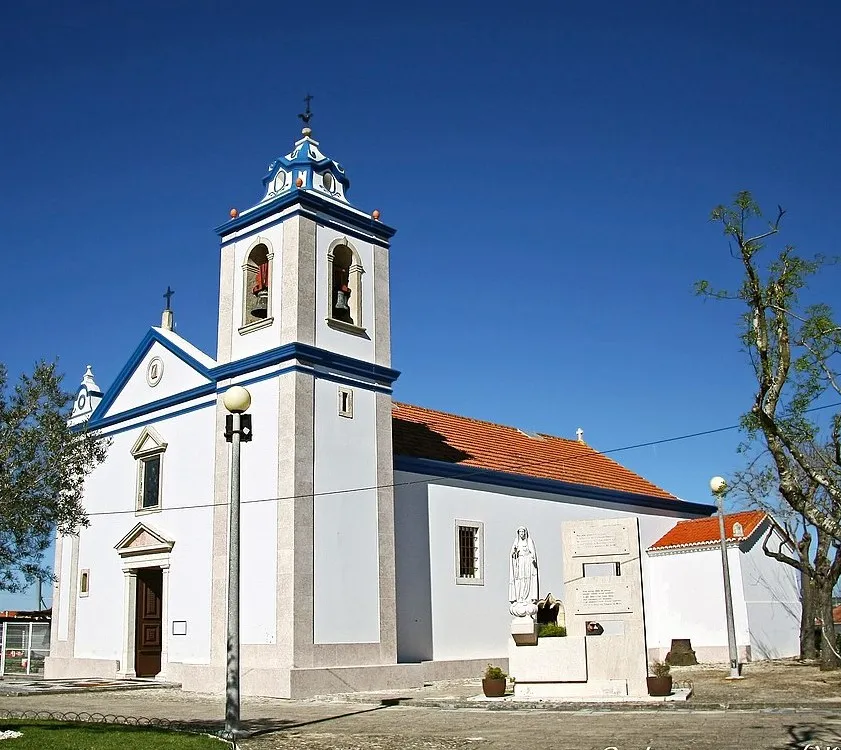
[514,679,627,699]
[43,657,119,680]
[508,636,587,684]
[510,617,538,646]
[290,663,426,698]
[474,686,692,703]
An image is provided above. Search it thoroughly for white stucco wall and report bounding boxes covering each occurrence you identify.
[645,546,750,658]
[73,404,217,665]
[645,525,800,661]
[739,527,800,659]
[393,471,695,663]
[312,379,380,643]
[236,377,280,645]
[394,477,434,662]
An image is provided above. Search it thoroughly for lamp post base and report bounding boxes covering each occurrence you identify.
[725,663,744,680]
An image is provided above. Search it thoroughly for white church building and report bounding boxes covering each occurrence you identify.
[46,120,800,698]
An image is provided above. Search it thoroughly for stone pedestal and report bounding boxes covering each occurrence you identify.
[510,618,538,646]
[509,636,587,697]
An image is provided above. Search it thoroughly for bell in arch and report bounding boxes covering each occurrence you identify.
[251,262,269,318]
[335,285,351,311]
[251,290,269,319]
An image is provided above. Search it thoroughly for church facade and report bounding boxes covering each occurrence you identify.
[47,122,730,698]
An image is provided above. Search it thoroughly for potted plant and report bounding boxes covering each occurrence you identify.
[482,664,507,697]
[647,659,672,696]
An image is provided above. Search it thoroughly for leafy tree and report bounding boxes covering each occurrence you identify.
[0,361,108,593]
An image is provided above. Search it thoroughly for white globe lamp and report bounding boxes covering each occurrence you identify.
[223,386,252,414]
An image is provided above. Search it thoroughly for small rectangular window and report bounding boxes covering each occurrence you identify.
[455,520,484,585]
[338,387,353,418]
[583,562,620,577]
[141,455,161,509]
[79,570,90,597]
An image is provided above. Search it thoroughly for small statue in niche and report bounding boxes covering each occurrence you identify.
[509,526,539,617]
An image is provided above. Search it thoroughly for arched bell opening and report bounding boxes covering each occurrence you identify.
[243,243,271,324]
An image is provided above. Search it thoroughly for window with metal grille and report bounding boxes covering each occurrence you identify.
[458,527,476,578]
[455,520,484,585]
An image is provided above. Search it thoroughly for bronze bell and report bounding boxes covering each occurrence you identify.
[252,290,269,318]
[335,288,350,311]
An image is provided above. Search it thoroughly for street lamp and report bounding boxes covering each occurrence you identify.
[710,476,742,679]
[222,386,253,738]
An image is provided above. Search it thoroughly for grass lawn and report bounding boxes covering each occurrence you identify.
[0,721,225,749]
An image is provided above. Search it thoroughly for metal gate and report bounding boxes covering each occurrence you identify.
[0,622,50,676]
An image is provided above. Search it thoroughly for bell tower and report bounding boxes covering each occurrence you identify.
[209,105,401,695]
[214,107,395,368]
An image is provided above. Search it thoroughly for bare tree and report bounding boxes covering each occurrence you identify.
[697,192,841,540]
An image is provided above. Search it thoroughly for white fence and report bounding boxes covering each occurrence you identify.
[0,622,50,676]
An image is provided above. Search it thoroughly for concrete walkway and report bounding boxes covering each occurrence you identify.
[0,686,840,750]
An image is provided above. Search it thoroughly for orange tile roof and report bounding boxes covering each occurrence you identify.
[648,510,767,550]
[391,402,679,501]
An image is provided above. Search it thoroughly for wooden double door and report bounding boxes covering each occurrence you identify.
[134,568,163,677]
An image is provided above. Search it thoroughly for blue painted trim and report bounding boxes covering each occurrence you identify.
[218,205,393,250]
[89,329,214,424]
[88,383,216,431]
[95,399,216,439]
[219,363,393,395]
[393,456,717,516]
[214,188,396,241]
[89,323,399,431]
[211,342,400,386]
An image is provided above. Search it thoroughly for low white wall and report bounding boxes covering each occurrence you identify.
[646,546,750,657]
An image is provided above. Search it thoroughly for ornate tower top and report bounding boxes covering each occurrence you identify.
[215,100,395,241]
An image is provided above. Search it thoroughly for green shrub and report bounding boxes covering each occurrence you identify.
[537,623,567,638]
[484,664,507,680]
[649,659,671,678]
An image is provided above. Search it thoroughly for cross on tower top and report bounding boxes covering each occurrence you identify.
[163,286,175,311]
[298,94,314,133]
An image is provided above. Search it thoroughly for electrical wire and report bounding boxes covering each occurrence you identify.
[83,400,840,519]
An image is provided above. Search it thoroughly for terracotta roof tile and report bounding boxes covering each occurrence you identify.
[648,510,767,550]
[391,402,679,501]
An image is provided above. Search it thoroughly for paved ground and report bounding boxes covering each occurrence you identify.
[0,677,175,696]
[0,661,839,749]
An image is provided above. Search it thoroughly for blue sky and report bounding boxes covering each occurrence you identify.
[1,1,839,609]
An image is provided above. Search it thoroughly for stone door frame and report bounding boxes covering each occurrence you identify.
[114,522,174,679]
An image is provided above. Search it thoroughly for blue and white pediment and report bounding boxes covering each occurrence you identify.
[89,328,216,428]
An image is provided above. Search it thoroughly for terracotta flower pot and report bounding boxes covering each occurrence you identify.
[647,675,673,696]
[482,677,507,697]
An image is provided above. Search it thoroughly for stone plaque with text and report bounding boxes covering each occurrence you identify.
[570,525,630,557]
[574,582,633,614]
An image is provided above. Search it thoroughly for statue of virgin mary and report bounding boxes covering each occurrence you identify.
[508,527,539,617]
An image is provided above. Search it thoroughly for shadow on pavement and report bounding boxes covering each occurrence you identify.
[781,719,841,749]
[131,699,413,738]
